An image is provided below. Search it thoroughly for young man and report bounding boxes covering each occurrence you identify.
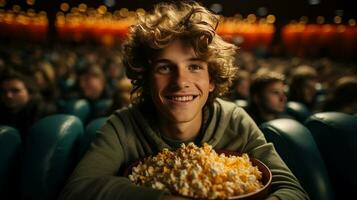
[246,71,288,126]
[60,2,308,200]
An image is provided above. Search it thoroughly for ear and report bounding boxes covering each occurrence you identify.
[209,82,215,92]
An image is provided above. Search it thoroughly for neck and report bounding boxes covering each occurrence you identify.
[158,113,202,141]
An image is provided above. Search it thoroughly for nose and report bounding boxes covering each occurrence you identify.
[172,67,190,89]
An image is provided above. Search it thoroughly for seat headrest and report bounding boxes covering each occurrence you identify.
[21,114,84,200]
[260,119,334,200]
[305,112,357,198]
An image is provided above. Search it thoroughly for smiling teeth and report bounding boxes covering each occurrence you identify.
[170,96,194,102]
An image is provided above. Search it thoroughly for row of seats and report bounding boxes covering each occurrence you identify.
[0,115,107,199]
[260,112,357,200]
[57,99,112,123]
[1,112,356,199]
[235,100,312,123]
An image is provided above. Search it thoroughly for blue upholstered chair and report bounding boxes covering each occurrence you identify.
[58,99,91,123]
[0,126,21,197]
[20,114,84,200]
[78,117,107,159]
[260,119,334,200]
[285,101,311,123]
[305,112,357,199]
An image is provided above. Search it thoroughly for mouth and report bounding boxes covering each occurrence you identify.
[165,95,198,102]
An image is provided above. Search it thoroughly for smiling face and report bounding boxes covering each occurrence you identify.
[150,39,215,125]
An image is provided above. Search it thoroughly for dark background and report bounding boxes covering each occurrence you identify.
[3,0,356,22]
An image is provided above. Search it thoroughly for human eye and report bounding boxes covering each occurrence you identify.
[188,63,204,72]
[10,88,21,94]
[154,64,172,74]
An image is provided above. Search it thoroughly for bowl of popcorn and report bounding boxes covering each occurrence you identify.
[126,143,272,200]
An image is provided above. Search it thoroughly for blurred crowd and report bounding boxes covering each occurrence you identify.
[1,42,356,140]
[225,51,357,125]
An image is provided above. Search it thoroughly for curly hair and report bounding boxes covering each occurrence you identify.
[123,1,238,104]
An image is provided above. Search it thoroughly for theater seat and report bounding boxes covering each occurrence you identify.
[260,119,334,200]
[305,112,357,199]
[0,126,21,197]
[285,101,311,123]
[78,117,107,159]
[20,114,84,200]
[58,99,91,123]
[92,99,112,118]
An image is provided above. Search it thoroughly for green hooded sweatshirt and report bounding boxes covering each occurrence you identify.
[59,98,309,200]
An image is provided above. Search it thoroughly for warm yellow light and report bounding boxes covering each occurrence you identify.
[266,14,276,24]
[300,16,308,23]
[334,16,342,24]
[27,9,35,17]
[247,14,256,23]
[128,11,136,18]
[259,18,267,24]
[317,16,324,24]
[337,25,345,32]
[39,11,47,17]
[16,14,29,25]
[119,8,129,17]
[56,11,64,17]
[70,7,79,13]
[113,10,121,18]
[348,19,356,26]
[26,0,35,6]
[136,8,145,16]
[13,5,21,12]
[97,5,107,15]
[78,3,87,12]
[60,3,70,12]
[234,14,243,20]
[87,8,96,17]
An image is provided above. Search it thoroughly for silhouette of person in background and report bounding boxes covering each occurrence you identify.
[0,70,55,139]
[246,71,288,126]
[227,69,251,101]
[288,65,318,111]
[323,76,357,114]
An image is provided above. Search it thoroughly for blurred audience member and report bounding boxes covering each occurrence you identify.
[323,76,357,114]
[64,65,113,119]
[105,56,125,93]
[288,65,319,111]
[76,65,112,102]
[238,51,257,73]
[0,70,55,139]
[31,61,59,113]
[246,71,288,125]
[227,70,251,101]
[55,60,77,98]
[107,78,133,114]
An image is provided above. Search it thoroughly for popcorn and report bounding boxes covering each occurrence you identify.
[129,143,263,199]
